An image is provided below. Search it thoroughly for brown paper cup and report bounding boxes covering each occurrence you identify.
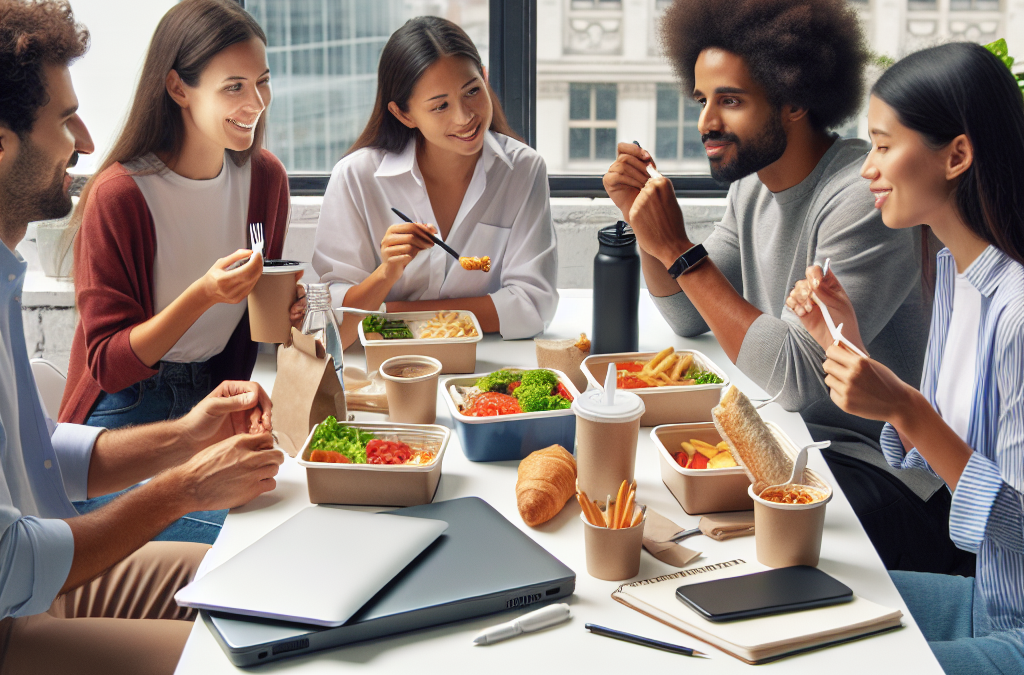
[581,508,645,581]
[249,266,300,344]
[749,483,832,567]
[575,415,642,502]
[535,338,589,393]
[380,355,441,424]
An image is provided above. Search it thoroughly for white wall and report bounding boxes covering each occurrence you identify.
[66,0,177,174]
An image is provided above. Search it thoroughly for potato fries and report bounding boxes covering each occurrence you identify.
[614,347,721,389]
[459,256,491,272]
[578,481,643,529]
[417,311,479,339]
[675,437,737,469]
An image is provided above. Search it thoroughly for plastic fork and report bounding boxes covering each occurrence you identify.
[249,222,264,260]
[762,441,832,494]
[753,389,782,410]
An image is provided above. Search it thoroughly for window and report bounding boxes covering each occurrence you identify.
[568,83,617,161]
[654,84,704,170]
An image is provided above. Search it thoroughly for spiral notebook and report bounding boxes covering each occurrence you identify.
[612,559,903,664]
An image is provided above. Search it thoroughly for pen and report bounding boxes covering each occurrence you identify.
[631,140,663,180]
[473,603,572,645]
[585,623,708,658]
[390,207,462,261]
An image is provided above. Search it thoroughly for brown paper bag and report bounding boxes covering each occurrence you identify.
[271,327,347,457]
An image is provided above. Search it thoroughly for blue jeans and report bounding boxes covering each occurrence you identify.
[891,571,1024,674]
[76,362,228,545]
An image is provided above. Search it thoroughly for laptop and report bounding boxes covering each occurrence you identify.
[205,497,576,666]
[175,507,447,626]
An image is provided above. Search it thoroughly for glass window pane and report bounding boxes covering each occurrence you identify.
[655,126,678,160]
[569,128,592,159]
[594,84,617,121]
[683,123,704,159]
[569,84,591,120]
[595,128,617,159]
[656,84,679,122]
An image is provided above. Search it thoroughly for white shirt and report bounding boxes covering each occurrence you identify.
[935,271,981,441]
[312,131,558,339]
[127,152,251,363]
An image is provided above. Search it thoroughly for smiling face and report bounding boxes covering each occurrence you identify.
[692,48,787,183]
[861,96,959,230]
[0,63,93,246]
[388,55,493,158]
[171,37,271,155]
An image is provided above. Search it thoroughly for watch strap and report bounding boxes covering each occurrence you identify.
[667,244,708,279]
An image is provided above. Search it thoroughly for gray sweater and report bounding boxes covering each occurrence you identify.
[653,138,939,495]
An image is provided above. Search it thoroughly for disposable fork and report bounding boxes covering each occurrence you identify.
[249,222,264,260]
[807,257,868,358]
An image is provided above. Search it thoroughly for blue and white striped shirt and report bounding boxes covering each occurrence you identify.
[880,245,1024,638]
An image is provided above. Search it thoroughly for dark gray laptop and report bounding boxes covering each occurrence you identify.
[204,497,576,666]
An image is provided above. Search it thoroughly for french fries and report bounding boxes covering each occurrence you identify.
[578,481,643,529]
[616,348,714,389]
[675,437,738,469]
[417,311,479,339]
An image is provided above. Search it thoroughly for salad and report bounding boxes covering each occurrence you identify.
[455,369,574,416]
[308,416,438,465]
[361,316,414,340]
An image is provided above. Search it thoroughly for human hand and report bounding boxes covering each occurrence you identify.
[603,142,656,220]
[629,173,692,268]
[380,222,436,281]
[201,249,263,306]
[786,264,866,354]
[823,342,912,423]
[174,432,284,512]
[179,380,273,451]
[289,273,307,330]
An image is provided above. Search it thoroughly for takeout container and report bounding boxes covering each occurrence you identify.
[581,350,729,426]
[440,369,580,462]
[359,310,482,374]
[249,259,302,343]
[581,506,645,581]
[380,355,441,424]
[652,422,753,515]
[297,421,449,506]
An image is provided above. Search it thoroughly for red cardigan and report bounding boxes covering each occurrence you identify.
[59,149,290,424]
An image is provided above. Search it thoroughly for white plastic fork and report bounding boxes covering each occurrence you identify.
[249,222,264,260]
[810,292,868,358]
[753,390,782,410]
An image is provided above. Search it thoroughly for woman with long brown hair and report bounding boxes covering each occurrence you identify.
[58,0,301,543]
[313,16,558,348]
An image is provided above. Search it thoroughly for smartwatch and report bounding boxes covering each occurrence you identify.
[667,244,708,279]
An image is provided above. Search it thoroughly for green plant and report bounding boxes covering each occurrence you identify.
[985,39,1024,95]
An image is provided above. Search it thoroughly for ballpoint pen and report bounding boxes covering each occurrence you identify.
[585,623,708,658]
[473,604,572,645]
[390,207,461,261]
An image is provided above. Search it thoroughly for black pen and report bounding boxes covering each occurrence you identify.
[390,207,462,261]
[585,623,708,658]
[631,141,663,179]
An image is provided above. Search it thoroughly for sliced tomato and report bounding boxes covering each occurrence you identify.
[674,452,689,467]
[555,382,574,401]
[617,374,650,389]
[463,392,522,416]
[688,453,709,470]
[616,362,645,372]
[508,381,521,394]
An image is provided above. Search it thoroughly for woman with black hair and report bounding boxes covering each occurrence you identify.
[788,42,1024,673]
[313,16,558,348]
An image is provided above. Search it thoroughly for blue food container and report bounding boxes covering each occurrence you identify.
[440,369,580,462]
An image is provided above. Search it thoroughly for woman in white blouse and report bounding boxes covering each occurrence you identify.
[313,16,558,348]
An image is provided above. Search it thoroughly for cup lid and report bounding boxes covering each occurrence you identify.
[262,259,302,274]
[572,387,644,422]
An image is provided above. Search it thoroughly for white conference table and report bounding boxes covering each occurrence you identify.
[174,290,942,674]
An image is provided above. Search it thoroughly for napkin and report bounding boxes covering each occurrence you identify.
[642,509,701,567]
[698,511,755,541]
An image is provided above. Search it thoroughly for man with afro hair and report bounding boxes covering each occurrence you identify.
[604,0,973,576]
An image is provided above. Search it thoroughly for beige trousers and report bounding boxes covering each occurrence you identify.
[0,541,209,675]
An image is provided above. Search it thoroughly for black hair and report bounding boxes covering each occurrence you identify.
[873,42,1024,265]
[348,16,519,155]
[660,0,869,130]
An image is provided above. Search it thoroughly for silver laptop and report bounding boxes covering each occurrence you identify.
[175,507,447,627]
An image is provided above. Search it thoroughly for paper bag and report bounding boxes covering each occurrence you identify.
[271,328,347,457]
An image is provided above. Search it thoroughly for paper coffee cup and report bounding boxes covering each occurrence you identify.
[581,507,645,581]
[248,260,301,344]
[380,355,442,424]
[749,483,832,567]
[535,338,589,393]
[572,388,644,502]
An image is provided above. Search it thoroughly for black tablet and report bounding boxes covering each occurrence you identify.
[675,565,853,622]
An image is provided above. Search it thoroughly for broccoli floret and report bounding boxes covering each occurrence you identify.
[513,383,572,412]
[520,369,559,389]
[475,369,522,393]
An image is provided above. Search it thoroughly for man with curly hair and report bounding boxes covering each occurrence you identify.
[0,2,284,672]
[604,0,972,575]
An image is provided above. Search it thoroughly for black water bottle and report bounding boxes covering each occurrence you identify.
[592,221,640,354]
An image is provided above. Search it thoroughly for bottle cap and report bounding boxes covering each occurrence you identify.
[597,221,636,248]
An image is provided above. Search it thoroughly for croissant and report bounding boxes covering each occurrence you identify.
[712,385,791,494]
[459,256,491,272]
[516,445,577,527]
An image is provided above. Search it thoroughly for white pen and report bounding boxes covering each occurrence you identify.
[472,603,572,645]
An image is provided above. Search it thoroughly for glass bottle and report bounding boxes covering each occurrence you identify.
[301,283,345,389]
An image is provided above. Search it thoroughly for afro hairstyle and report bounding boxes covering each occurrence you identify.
[0,0,89,137]
[660,0,869,131]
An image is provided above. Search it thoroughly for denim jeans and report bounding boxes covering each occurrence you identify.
[75,362,228,545]
[890,571,1024,674]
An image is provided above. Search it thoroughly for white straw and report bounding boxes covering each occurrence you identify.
[603,362,617,406]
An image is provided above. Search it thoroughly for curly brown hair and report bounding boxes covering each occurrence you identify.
[660,0,869,131]
[0,0,88,137]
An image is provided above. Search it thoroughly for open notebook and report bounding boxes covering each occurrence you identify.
[612,559,903,664]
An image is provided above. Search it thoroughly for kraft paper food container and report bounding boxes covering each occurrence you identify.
[440,369,580,462]
[581,506,645,581]
[652,422,753,515]
[298,421,449,506]
[359,310,482,374]
[248,259,301,344]
[581,350,729,426]
[380,355,441,425]
[749,421,832,567]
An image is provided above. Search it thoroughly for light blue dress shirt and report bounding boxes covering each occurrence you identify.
[880,246,1024,639]
[0,244,103,618]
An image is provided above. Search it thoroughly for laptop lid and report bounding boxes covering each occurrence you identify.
[175,507,447,627]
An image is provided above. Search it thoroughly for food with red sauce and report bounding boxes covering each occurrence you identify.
[307,417,438,466]
[456,369,573,416]
[463,392,523,416]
